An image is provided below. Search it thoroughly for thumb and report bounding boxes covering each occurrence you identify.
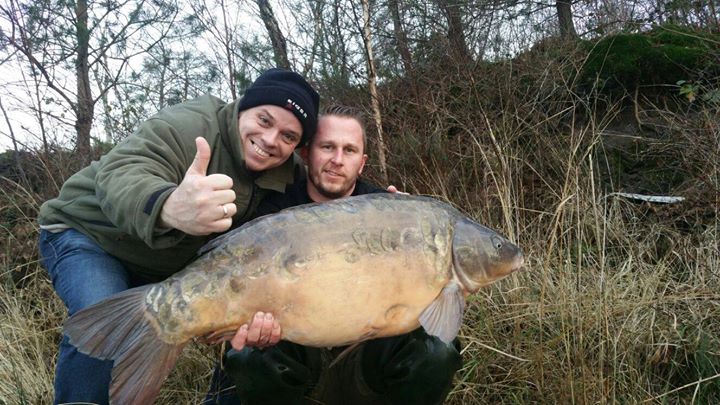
[187,137,211,176]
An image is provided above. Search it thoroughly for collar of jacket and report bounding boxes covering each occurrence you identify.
[218,97,297,193]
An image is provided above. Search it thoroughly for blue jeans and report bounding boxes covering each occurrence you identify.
[39,228,145,405]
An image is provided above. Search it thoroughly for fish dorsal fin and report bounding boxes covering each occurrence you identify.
[419,282,465,344]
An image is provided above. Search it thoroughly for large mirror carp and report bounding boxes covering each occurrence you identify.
[64,193,525,404]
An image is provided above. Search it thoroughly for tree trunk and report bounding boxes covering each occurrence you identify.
[75,0,93,163]
[388,0,414,76]
[0,98,18,153]
[219,0,237,98]
[256,0,291,69]
[27,64,49,153]
[361,0,389,185]
[707,0,720,32]
[556,0,578,39]
[159,51,169,107]
[302,0,323,75]
[93,57,114,144]
[437,0,470,62]
[332,0,348,80]
[0,98,29,186]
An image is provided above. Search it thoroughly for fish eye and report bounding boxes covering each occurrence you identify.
[492,236,503,250]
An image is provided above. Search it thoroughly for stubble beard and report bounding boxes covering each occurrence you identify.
[310,171,352,200]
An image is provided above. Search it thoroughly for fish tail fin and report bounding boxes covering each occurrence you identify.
[63,285,186,405]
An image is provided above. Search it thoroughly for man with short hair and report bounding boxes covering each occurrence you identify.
[37,68,319,405]
[251,104,382,216]
[206,105,463,405]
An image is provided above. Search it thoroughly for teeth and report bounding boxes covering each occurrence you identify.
[252,142,270,158]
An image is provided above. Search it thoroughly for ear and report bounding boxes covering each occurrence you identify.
[299,146,310,164]
[358,154,368,175]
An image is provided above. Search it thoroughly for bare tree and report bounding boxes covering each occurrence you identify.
[0,98,18,153]
[388,0,414,76]
[0,0,179,162]
[361,0,389,184]
[188,0,241,98]
[317,0,352,84]
[557,0,578,39]
[75,0,92,157]
[0,96,29,185]
[436,0,470,62]
[256,0,291,69]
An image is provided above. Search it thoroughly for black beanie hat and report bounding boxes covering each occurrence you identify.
[238,68,320,146]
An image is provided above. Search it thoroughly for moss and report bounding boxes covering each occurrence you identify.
[580,24,720,95]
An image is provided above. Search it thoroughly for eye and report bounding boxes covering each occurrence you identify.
[258,115,270,125]
[491,236,503,251]
[282,132,299,144]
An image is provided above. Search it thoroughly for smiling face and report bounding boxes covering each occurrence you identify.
[238,105,303,172]
[302,115,368,202]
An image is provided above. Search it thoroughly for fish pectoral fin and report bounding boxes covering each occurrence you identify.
[419,282,465,344]
[201,328,240,344]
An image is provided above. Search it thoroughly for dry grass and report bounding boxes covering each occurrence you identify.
[372,48,720,403]
[1,48,718,404]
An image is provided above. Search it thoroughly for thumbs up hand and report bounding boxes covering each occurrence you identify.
[159,137,237,235]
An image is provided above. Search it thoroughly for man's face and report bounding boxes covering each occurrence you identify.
[238,105,302,172]
[303,115,368,202]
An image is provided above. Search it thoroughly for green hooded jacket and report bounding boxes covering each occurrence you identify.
[38,94,304,281]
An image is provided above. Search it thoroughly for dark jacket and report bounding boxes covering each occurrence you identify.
[253,179,386,218]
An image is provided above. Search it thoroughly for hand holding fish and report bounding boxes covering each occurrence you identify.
[159,137,237,235]
[230,312,282,351]
[386,185,408,194]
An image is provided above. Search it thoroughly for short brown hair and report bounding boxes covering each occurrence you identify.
[316,105,367,153]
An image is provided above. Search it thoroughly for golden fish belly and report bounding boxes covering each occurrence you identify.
[151,239,452,346]
[270,249,451,347]
[147,194,458,345]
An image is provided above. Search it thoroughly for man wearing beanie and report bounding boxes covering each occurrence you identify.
[37,68,319,405]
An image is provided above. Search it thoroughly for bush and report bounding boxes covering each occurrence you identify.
[581,24,720,95]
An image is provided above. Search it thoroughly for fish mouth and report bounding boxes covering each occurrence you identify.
[510,254,525,273]
[454,254,526,293]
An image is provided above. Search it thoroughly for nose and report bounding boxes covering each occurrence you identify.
[330,149,344,165]
[260,129,281,149]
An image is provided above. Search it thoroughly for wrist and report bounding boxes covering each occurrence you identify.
[157,211,174,230]
[158,193,177,230]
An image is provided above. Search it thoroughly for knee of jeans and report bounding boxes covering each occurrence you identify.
[40,232,130,313]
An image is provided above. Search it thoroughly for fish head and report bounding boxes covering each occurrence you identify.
[451,217,525,293]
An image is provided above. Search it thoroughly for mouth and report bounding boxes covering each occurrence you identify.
[251,140,272,158]
[323,169,344,178]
